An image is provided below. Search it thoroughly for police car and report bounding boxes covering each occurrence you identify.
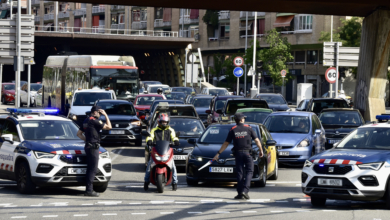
[0,108,111,194]
[302,120,390,208]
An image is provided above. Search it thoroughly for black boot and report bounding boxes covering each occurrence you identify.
[234,194,244,199]
[144,182,149,191]
[84,191,100,197]
[242,193,250,200]
[172,183,177,191]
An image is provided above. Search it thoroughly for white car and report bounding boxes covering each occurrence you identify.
[20,83,42,107]
[302,122,390,208]
[0,108,112,194]
[145,84,169,94]
[200,87,230,96]
[67,88,116,128]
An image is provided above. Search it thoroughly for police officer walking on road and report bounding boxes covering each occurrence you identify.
[213,112,264,200]
[77,106,112,197]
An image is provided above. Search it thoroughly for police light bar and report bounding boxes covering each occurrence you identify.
[376,114,390,122]
[7,108,60,115]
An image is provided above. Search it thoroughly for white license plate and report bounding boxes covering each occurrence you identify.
[279,151,289,156]
[318,178,343,187]
[68,168,87,175]
[328,139,341,144]
[173,155,188,160]
[209,167,233,173]
[110,130,125,134]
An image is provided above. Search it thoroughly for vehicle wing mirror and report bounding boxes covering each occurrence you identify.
[187,138,196,144]
[216,109,223,114]
[205,110,211,114]
[141,130,151,137]
[1,134,13,144]
[266,140,277,146]
[315,129,322,134]
[85,111,91,116]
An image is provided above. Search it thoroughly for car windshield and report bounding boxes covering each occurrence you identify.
[225,100,268,114]
[73,93,112,106]
[30,84,42,91]
[193,98,212,108]
[209,89,229,96]
[98,102,136,115]
[258,95,286,104]
[165,93,186,101]
[264,115,310,133]
[151,101,184,113]
[241,112,272,124]
[199,125,258,144]
[319,111,362,125]
[171,87,195,95]
[311,100,349,112]
[168,118,204,137]
[155,107,197,117]
[3,84,15,90]
[336,128,390,150]
[136,96,163,105]
[150,87,169,93]
[215,100,226,110]
[20,120,80,140]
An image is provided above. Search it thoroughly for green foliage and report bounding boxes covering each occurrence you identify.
[209,54,224,81]
[202,10,219,28]
[244,40,261,66]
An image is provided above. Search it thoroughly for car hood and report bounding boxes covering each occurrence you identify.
[267,104,290,111]
[4,90,15,95]
[195,107,209,115]
[21,140,106,154]
[69,106,93,116]
[309,149,390,164]
[270,133,309,146]
[323,124,360,133]
[192,143,234,159]
[99,114,139,122]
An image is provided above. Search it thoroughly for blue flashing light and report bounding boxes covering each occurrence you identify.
[376,115,390,120]
[66,155,72,158]
[7,108,59,114]
[27,152,31,156]
[319,164,324,167]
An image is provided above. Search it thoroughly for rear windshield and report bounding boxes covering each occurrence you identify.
[150,87,169,93]
[193,98,212,108]
[165,93,186,101]
[319,111,362,125]
[171,87,195,95]
[311,100,349,113]
[225,100,268,114]
[73,93,112,106]
[209,89,229,96]
[257,95,286,105]
[136,96,163,106]
[155,107,197,117]
[150,100,184,113]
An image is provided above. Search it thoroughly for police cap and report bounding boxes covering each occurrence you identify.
[234,112,247,120]
[91,106,102,112]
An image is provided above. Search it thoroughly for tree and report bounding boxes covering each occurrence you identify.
[209,54,225,83]
[202,10,219,28]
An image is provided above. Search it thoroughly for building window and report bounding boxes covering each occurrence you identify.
[295,14,313,31]
[111,15,118,24]
[307,50,318,64]
[319,50,323,64]
[295,51,305,64]
[220,23,230,39]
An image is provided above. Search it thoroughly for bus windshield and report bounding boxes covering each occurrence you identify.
[91,68,139,99]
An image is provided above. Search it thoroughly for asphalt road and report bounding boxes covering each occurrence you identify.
[0,103,389,219]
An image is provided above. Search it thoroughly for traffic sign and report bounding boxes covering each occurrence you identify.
[281,69,286,77]
[189,54,196,63]
[233,67,244,77]
[233,56,244,67]
[325,67,339,83]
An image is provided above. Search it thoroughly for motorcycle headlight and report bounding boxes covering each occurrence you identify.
[99,151,110,159]
[297,139,310,148]
[304,160,313,167]
[34,151,56,159]
[154,153,169,161]
[357,162,383,171]
[130,121,141,126]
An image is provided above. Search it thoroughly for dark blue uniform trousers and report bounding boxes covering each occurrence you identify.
[85,147,100,193]
[235,151,254,194]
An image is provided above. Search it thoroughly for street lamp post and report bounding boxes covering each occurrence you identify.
[250,12,258,98]
[185,44,192,87]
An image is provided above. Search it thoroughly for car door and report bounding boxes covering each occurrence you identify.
[0,119,21,172]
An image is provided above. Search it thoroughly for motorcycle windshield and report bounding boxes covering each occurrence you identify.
[154,140,170,155]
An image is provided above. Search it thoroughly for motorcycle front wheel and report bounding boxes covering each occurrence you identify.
[156,173,165,193]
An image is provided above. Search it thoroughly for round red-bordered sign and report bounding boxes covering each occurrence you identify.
[233,56,244,67]
[325,67,339,83]
[281,69,287,77]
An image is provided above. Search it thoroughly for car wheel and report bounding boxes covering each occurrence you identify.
[255,161,267,187]
[310,197,327,206]
[2,96,6,105]
[93,182,108,193]
[385,179,390,209]
[135,138,142,146]
[16,161,36,194]
[269,158,278,180]
[186,178,198,186]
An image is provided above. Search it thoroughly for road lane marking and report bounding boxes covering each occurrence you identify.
[111,147,125,162]
[160,212,174,214]
[74,214,88,217]
[102,213,117,216]
[293,199,311,202]
[201,200,223,203]
[43,215,58,218]
[82,204,93,206]
[267,181,300,183]
[243,211,257,213]
[0,203,12,206]
[11,217,26,219]
[248,199,270,203]
[150,200,174,204]
[275,200,288,203]
[296,210,310,212]
[5,205,18,207]
[97,201,122,205]
[266,184,276,186]
[226,201,240,203]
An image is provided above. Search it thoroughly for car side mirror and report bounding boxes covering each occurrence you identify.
[65,103,70,108]
[1,134,13,144]
[349,102,354,107]
[187,138,196,144]
[205,110,211,114]
[266,140,277,146]
[216,109,223,114]
[141,130,150,137]
[315,129,322,134]
[85,111,91,116]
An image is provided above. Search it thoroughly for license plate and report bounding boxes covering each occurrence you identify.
[221,116,229,121]
[173,155,187,160]
[328,139,341,144]
[279,151,289,156]
[318,178,343,187]
[110,130,125,134]
[68,168,87,175]
[209,167,233,173]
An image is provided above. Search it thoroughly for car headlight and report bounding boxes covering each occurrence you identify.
[297,139,310,147]
[130,121,141,126]
[69,114,77,121]
[34,151,56,159]
[304,160,313,167]
[99,151,110,159]
[357,162,383,171]
[189,154,202,162]
[6,93,12,96]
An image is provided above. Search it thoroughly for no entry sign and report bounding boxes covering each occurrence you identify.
[325,67,338,83]
[233,56,244,67]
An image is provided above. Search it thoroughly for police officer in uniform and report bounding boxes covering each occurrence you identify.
[77,106,112,197]
[213,112,264,200]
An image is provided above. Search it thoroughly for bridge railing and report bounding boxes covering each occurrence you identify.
[35,25,179,37]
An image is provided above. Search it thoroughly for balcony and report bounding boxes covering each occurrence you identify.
[239,11,266,18]
[179,29,199,40]
[92,5,105,14]
[111,23,125,29]
[219,11,230,20]
[32,0,40,5]
[44,13,54,20]
[179,15,190,24]
[154,19,171,27]
[132,21,147,30]
[58,11,69,19]
[111,5,125,10]
[74,8,86,16]
[92,25,105,33]
[34,16,41,22]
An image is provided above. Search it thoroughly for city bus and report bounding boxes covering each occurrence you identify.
[41,55,139,115]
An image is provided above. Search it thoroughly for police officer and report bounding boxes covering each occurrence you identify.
[213,112,264,200]
[77,106,112,197]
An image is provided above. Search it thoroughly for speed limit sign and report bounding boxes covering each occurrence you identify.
[233,56,244,67]
[325,67,338,83]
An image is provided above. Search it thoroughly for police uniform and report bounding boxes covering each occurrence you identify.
[225,114,258,196]
[81,107,105,195]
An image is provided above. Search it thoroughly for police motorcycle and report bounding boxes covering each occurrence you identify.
[142,131,175,193]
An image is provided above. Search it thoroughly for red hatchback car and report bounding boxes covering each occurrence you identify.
[134,94,166,117]
[2,83,15,104]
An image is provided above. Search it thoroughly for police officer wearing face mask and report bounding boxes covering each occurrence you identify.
[213,112,264,200]
[77,106,112,197]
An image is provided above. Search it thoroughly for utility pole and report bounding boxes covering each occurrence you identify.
[244,11,248,96]
[250,12,257,98]
[16,0,21,107]
[330,15,333,98]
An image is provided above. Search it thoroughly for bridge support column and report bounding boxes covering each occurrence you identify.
[355,9,390,121]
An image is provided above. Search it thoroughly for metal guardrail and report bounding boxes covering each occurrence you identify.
[132,21,147,30]
[35,25,179,37]
[58,11,69,19]
[43,13,54,21]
